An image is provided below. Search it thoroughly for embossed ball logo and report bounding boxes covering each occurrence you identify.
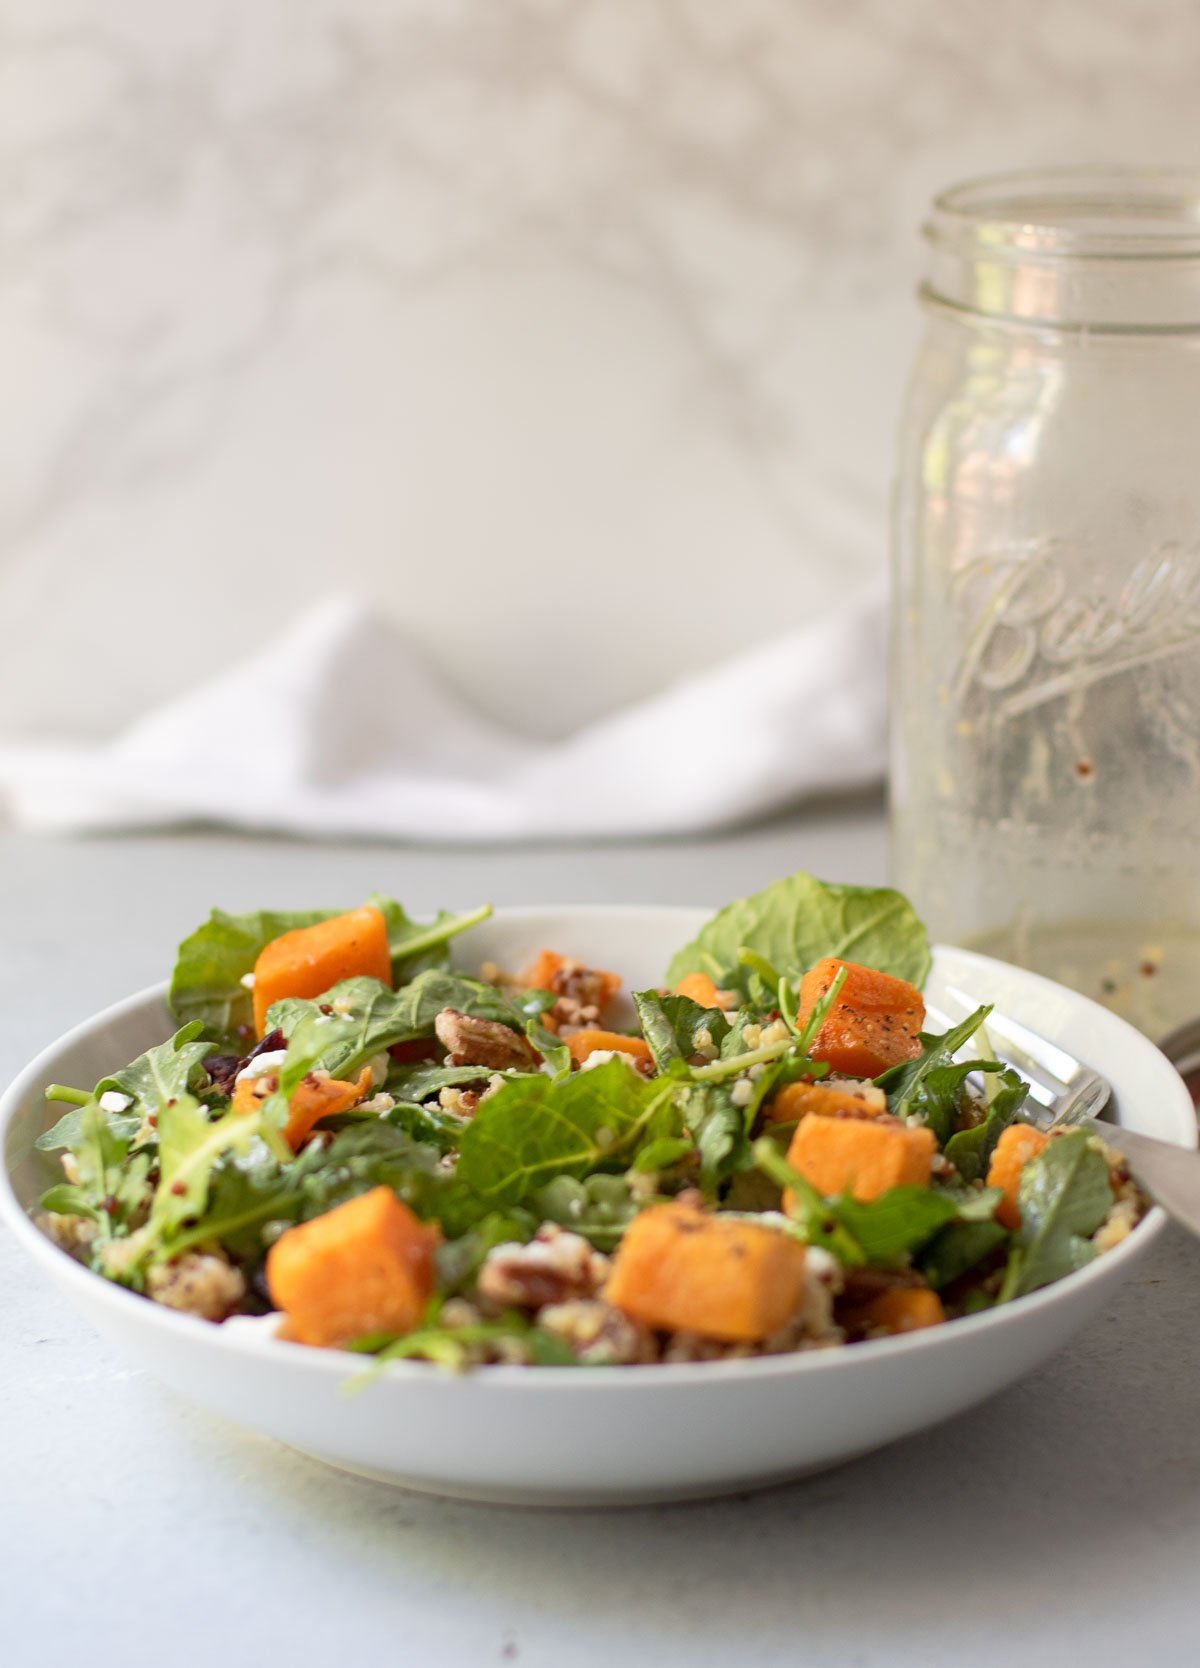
[951,540,1200,719]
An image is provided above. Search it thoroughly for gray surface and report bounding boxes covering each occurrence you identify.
[3,808,1199,1668]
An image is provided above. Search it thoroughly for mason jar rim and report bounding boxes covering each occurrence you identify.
[926,165,1200,263]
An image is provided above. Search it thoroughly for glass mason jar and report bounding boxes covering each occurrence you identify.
[891,167,1200,1039]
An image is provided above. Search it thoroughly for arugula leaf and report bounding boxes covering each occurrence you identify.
[41,1099,146,1246]
[509,987,572,1078]
[752,1139,1003,1268]
[834,1187,962,1262]
[919,1218,1009,1290]
[346,1306,577,1375]
[943,1071,1029,1182]
[676,1080,749,1195]
[95,1021,214,1113]
[164,1123,445,1264]
[36,1023,213,1153]
[666,870,931,1001]
[147,1093,262,1248]
[36,1098,140,1155]
[634,991,731,1072]
[168,897,491,1043]
[998,1131,1113,1301]
[876,1007,1013,1146]
[452,1059,685,1220]
[38,1183,102,1221]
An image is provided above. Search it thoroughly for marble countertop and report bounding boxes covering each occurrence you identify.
[3,807,1199,1668]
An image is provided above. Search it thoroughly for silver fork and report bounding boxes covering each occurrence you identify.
[927,994,1200,1239]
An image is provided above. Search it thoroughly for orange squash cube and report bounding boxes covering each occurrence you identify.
[253,906,392,1036]
[673,972,735,1011]
[604,1203,808,1343]
[986,1123,1052,1229]
[797,958,925,1078]
[565,1029,653,1069]
[233,1065,372,1150]
[266,1187,440,1348]
[861,1287,945,1334]
[786,1114,935,1202]
[763,1079,887,1126]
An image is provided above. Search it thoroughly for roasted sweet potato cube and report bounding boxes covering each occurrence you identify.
[283,1068,372,1149]
[986,1123,1052,1229]
[253,906,392,1035]
[861,1287,945,1334]
[565,1030,653,1069]
[266,1187,439,1348]
[232,1063,372,1151]
[797,958,925,1078]
[604,1204,808,1343]
[672,972,735,1011]
[763,1079,886,1126]
[786,1114,935,1202]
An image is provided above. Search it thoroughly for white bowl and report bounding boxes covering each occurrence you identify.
[2,907,1194,1507]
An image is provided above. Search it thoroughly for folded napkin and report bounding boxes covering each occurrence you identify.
[0,590,887,841]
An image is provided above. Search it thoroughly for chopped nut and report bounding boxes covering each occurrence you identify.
[476,1225,611,1311]
[539,959,616,1031]
[434,1008,540,1071]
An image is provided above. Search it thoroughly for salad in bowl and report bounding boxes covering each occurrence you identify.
[32,872,1145,1372]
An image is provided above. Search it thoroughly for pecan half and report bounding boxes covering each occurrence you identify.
[434,1008,540,1071]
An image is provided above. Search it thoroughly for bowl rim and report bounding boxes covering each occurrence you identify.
[2,907,1192,1393]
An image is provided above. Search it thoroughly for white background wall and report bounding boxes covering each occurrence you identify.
[3,0,1199,742]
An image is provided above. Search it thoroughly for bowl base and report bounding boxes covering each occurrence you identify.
[292,1444,881,1508]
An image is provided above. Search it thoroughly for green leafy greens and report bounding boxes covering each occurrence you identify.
[168,895,492,1043]
[998,1131,1113,1302]
[666,870,931,1002]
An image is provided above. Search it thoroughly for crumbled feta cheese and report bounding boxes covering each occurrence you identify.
[760,1019,791,1047]
[579,1049,637,1074]
[730,1078,755,1108]
[742,1023,763,1050]
[235,1049,287,1083]
[331,995,354,1016]
[98,1090,133,1113]
[366,1052,390,1087]
[239,972,256,990]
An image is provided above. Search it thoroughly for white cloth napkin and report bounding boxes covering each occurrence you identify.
[0,590,887,840]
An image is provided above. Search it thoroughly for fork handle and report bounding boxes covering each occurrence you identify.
[1081,1117,1200,1240]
